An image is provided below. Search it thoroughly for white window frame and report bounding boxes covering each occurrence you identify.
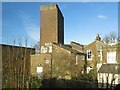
[107,51,116,64]
[46,59,49,64]
[99,49,103,61]
[75,54,79,65]
[87,50,92,60]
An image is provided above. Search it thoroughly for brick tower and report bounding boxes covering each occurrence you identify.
[40,4,64,49]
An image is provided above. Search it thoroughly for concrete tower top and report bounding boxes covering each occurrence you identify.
[40,4,58,11]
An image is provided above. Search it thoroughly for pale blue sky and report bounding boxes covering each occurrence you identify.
[2,2,118,46]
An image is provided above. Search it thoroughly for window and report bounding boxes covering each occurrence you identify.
[107,51,116,63]
[87,50,92,60]
[75,54,79,65]
[46,59,49,64]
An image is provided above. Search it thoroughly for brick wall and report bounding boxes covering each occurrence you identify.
[2,44,35,88]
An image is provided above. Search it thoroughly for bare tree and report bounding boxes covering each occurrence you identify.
[33,40,40,54]
[103,32,118,43]
[2,37,35,88]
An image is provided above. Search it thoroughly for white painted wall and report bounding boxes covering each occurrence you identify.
[98,73,119,85]
[87,67,92,73]
[97,63,102,72]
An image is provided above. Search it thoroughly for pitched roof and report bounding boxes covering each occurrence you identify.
[62,45,85,55]
[98,64,120,74]
[71,41,84,46]
[0,44,35,49]
[53,43,86,55]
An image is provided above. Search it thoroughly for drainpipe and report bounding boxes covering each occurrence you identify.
[84,54,87,74]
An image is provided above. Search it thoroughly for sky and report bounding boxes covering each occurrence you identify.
[2,2,118,47]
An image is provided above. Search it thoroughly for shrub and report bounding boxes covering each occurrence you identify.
[28,76,42,88]
[114,84,120,90]
[76,73,95,82]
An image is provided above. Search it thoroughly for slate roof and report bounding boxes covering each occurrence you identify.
[53,43,86,55]
[71,41,84,47]
[0,44,35,49]
[98,64,120,74]
[62,45,86,55]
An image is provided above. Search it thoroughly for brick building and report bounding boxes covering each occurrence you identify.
[30,4,86,79]
[2,3,119,89]
[40,4,64,49]
[31,42,86,79]
[31,5,120,86]
[1,44,35,88]
[82,34,120,87]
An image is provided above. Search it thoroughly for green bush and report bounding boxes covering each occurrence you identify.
[76,73,95,82]
[114,84,120,90]
[65,80,97,88]
[28,76,42,88]
[41,78,97,88]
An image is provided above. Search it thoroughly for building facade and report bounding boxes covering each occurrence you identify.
[31,3,120,88]
[2,3,120,89]
[97,42,120,88]
[2,44,35,88]
[31,4,86,79]
[82,35,120,87]
[40,4,64,49]
[31,42,86,79]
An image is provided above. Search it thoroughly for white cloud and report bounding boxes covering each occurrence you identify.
[19,11,40,41]
[97,15,108,19]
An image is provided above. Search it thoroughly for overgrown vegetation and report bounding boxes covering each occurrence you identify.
[41,78,97,88]
[76,73,94,82]
[2,38,35,88]
[28,76,42,88]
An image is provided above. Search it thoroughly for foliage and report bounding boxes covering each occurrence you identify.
[76,73,95,82]
[66,80,97,88]
[114,84,120,90]
[41,78,97,88]
[2,38,35,88]
[28,76,42,88]
[33,41,40,54]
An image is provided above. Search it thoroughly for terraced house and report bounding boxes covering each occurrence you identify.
[97,42,120,88]
[76,34,120,88]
